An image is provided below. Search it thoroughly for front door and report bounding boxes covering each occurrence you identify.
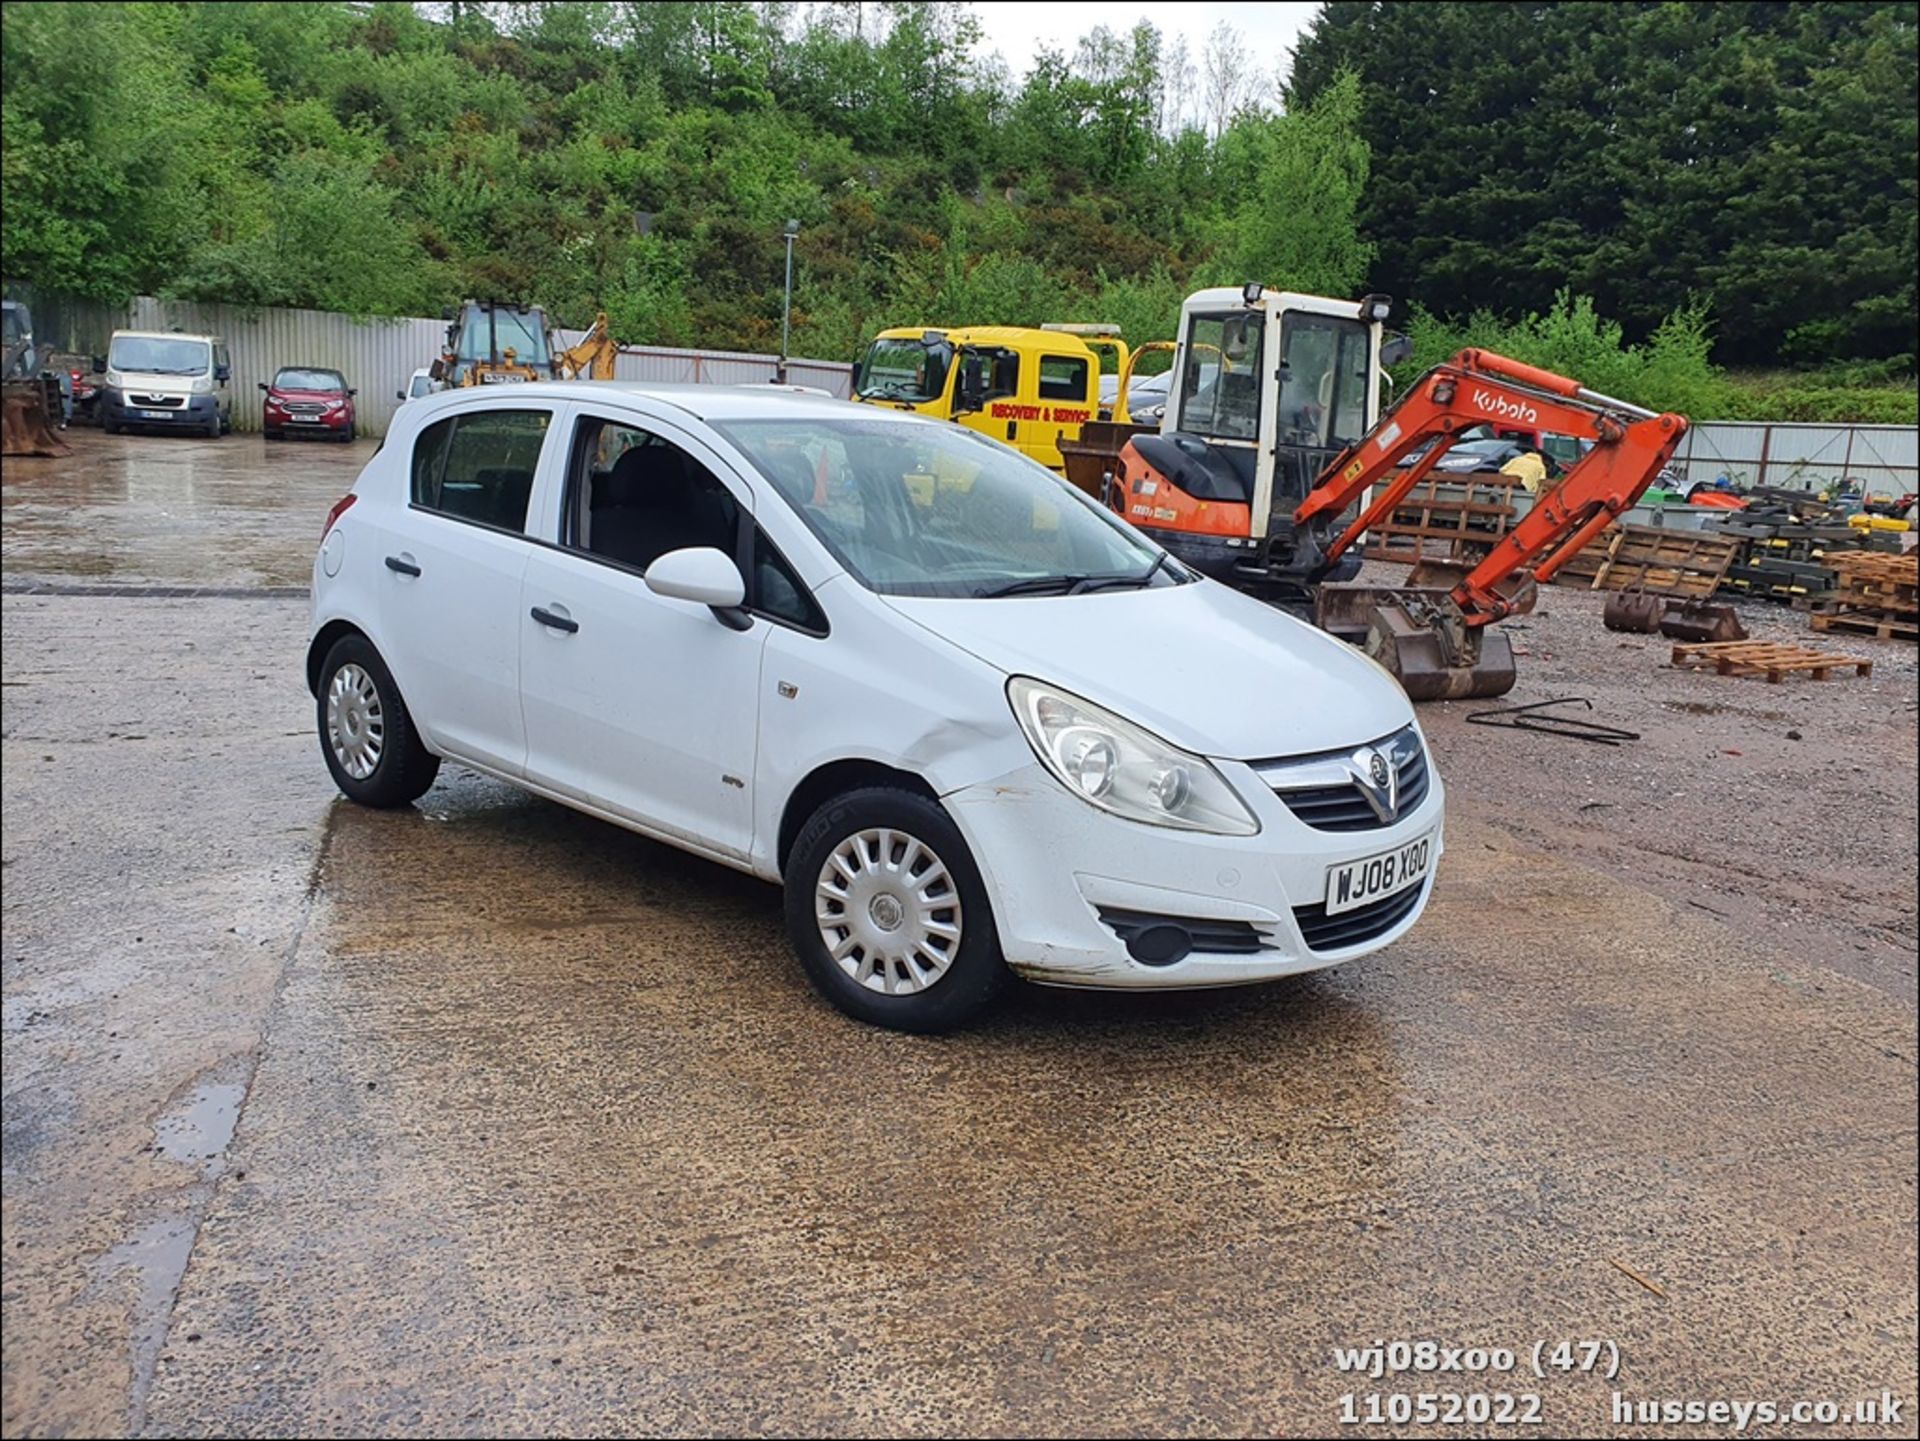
[518,410,767,859]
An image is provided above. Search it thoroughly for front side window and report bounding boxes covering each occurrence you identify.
[408,373,433,399]
[565,416,741,573]
[717,415,1165,598]
[1276,313,1372,448]
[274,368,346,392]
[411,408,550,531]
[109,336,211,376]
[1037,354,1089,402]
[1176,312,1264,442]
[856,337,950,403]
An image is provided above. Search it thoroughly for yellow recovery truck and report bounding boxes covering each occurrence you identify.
[852,323,1164,472]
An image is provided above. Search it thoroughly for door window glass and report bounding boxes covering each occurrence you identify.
[1037,355,1089,401]
[566,416,742,573]
[1276,314,1372,448]
[411,409,550,531]
[1176,313,1264,441]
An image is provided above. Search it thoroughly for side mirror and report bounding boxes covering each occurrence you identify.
[428,358,446,382]
[643,547,751,630]
[92,356,106,374]
[396,390,406,401]
[215,365,231,382]
[955,357,986,415]
[257,382,269,393]
[348,388,357,397]
[1380,331,1413,368]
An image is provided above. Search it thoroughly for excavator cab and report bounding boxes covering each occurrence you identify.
[1116,284,1390,594]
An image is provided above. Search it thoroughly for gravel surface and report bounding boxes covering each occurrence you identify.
[1373,559,1920,1006]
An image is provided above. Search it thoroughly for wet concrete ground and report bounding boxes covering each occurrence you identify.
[3,431,1917,1437]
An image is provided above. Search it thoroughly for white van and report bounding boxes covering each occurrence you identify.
[95,330,233,438]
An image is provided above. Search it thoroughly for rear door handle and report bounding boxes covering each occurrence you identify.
[384,555,421,577]
[530,605,578,634]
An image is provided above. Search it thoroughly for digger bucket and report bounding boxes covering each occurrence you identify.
[1602,591,1665,633]
[1,377,70,458]
[1657,599,1747,645]
[1314,583,1518,702]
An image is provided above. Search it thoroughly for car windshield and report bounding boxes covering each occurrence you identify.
[109,336,210,375]
[717,415,1168,598]
[856,337,948,402]
[275,368,345,392]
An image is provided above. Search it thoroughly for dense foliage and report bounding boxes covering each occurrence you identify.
[0,0,1370,364]
[2,1,1913,423]
[1288,1,1919,371]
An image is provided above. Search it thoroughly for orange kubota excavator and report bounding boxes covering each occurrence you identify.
[1088,285,1688,700]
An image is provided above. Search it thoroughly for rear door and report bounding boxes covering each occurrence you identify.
[1030,350,1094,470]
[373,400,562,775]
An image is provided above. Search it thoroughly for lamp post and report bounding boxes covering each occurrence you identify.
[779,218,799,384]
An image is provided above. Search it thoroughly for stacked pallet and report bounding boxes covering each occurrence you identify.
[1714,518,1897,602]
[1804,551,1919,642]
[1551,524,1740,598]
[1362,477,1523,565]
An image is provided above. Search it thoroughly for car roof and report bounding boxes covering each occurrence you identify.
[408,381,869,424]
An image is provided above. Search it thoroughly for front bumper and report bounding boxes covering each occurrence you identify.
[267,408,352,433]
[102,391,218,429]
[943,753,1444,990]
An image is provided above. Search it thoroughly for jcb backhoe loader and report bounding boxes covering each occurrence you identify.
[1080,284,1688,700]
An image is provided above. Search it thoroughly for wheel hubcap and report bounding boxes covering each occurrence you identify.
[815,827,963,995]
[326,662,385,781]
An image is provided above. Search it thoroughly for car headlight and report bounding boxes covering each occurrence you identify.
[105,370,122,388]
[191,376,213,394]
[1008,677,1259,835]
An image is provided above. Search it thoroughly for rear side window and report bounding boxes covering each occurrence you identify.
[1038,354,1088,401]
[411,409,550,532]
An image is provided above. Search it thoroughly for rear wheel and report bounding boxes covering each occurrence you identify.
[316,634,439,808]
[783,786,1006,1032]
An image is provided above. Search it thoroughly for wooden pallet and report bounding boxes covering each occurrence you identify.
[1809,610,1919,642]
[1363,478,1521,565]
[1821,551,1919,615]
[1670,639,1874,682]
[1556,524,1741,597]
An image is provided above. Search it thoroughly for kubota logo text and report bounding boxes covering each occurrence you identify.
[1471,388,1538,425]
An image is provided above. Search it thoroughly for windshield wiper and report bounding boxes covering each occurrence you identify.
[1072,552,1176,593]
[975,574,1089,598]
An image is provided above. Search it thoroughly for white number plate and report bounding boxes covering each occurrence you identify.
[139,409,170,419]
[1325,833,1433,915]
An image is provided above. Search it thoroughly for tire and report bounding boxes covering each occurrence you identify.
[783,786,1007,1032]
[103,419,120,436]
[204,415,222,439]
[265,429,282,442]
[315,634,440,808]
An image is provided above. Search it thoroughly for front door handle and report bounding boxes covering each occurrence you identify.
[530,605,578,634]
[384,555,421,577]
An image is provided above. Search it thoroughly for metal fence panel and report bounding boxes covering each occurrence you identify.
[1671,420,1918,495]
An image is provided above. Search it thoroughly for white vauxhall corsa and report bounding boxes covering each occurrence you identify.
[307,383,1443,1030]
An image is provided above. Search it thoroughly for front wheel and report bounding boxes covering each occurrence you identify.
[783,786,1007,1032]
[316,634,440,807]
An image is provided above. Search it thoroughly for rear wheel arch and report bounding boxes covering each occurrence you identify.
[307,619,372,697]
[776,759,939,872]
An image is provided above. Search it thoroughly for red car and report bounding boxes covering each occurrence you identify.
[260,367,356,442]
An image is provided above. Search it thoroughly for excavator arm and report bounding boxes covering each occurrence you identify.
[555,312,618,381]
[1293,349,1688,626]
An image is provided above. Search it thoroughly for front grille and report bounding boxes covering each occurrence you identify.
[1293,881,1426,952]
[1256,728,1430,832]
[131,394,184,408]
[1095,906,1273,955]
[283,401,327,414]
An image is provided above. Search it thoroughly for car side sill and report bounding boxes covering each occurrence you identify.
[445,756,767,881]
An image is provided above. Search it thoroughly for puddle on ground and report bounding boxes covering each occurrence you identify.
[152,1080,245,1174]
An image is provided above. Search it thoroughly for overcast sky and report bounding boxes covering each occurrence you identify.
[967,1,1323,87]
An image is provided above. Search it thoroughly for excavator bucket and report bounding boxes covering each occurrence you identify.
[1657,598,1746,644]
[2,376,69,458]
[1602,591,1665,633]
[1314,583,1518,702]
